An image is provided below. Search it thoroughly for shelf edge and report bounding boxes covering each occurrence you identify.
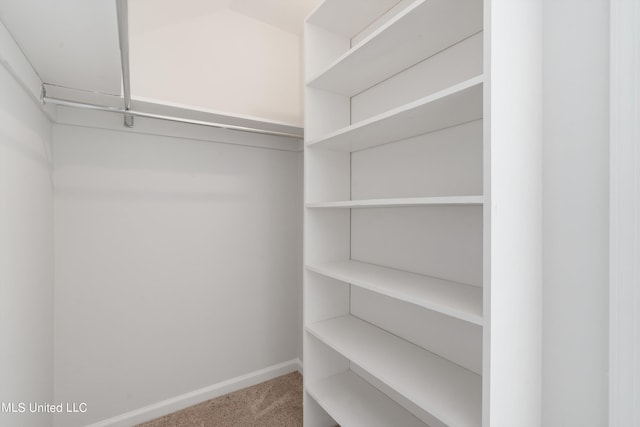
[305,75,484,149]
[305,261,483,326]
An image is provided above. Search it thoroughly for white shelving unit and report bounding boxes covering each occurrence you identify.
[306,0,483,97]
[306,371,427,427]
[306,195,484,208]
[307,316,482,427]
[304,1,485,426]
[306,260,482,325]
[306,76,483,152]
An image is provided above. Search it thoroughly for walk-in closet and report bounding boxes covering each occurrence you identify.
[0,0,630,426]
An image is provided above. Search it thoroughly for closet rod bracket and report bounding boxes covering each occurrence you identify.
[124,112,134,127]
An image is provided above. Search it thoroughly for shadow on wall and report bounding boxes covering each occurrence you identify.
[52,123,302,427]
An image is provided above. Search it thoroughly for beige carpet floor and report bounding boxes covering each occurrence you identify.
[136,372,303,427]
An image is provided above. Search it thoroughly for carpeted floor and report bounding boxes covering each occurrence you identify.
[136,372,303,427]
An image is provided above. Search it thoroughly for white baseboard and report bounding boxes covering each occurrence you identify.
[87,358,302,427]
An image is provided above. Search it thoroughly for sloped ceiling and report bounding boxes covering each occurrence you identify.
[0,0,122,95]
[129,0,231,36]
[130,0,318,36]
[230,0,320,35]
[0,0,321,122]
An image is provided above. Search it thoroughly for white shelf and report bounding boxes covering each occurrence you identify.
[306,195,484,209]
[306,0,400,38]
[306,316,482,427]
[306,260,482,325]
[305,1,486,425]
[306,76,483,152]
[307,0,483,97]
[306,371,427,427]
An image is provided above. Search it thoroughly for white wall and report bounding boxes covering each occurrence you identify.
[609,0,640,424]
[129,5,303,127]
[52,112,302,426]
[542,0,610,425]
[0,31,54,427]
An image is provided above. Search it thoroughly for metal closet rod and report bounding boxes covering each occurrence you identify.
[41,96,304,139]
[115,0,133,127]
[40,1,302,139]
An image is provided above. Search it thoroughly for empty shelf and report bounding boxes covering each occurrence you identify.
[305,195,484,209]
[307,0,483,96]
[306,259,482,325]
[306,371,427,427]
[306,0,400,38]
[306,76,483,152]
[306,315,482,427]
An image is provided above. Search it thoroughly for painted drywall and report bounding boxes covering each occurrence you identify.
[52,119,302,426]
[0,0,121,95]
[0,36,54,427]
[542,0,610,425]
[129,5,303,127]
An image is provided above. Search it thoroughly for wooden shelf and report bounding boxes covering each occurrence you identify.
[306,371,427,427]
[307,0,483,97]
[306,260,482,325]
[306,195,484,209]
[306,316,482,427]
[306,76,483,152]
